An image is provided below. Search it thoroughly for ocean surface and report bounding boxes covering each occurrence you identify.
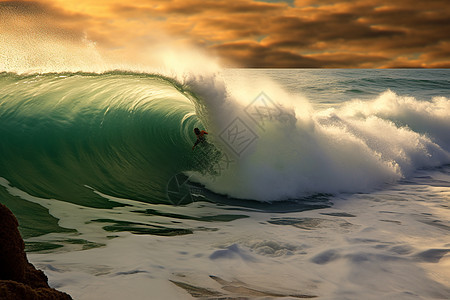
[1,69,449,299]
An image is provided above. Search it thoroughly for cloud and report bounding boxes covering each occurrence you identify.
[0,1,88,38]
[1,0,449,68]
[212,41,389,68]
[211,41,320,67]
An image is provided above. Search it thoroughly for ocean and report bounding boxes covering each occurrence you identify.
[0,69,449,299]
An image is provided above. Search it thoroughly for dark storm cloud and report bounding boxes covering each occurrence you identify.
[157,0,284,15]
[112,0,284,17]
[264,14,407,50]
[211,41,320,67]
[211,41,389,68]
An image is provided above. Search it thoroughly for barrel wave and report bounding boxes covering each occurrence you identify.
[0,72,213,207]
[2,70,450,206]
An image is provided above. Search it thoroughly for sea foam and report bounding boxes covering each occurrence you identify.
[188,77,450,200]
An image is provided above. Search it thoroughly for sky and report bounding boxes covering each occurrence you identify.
[1,0,449,68]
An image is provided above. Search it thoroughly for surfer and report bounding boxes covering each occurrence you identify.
[192,128,208,150]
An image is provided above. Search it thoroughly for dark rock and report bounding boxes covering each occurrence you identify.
[0,203,72,300]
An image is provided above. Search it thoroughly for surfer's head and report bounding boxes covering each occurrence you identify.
[194,128,200,134]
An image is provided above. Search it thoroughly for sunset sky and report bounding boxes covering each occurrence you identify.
[1,0,449,68]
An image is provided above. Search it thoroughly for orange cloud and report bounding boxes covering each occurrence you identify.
[1,0,449,68]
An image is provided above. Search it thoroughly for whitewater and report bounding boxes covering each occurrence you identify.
[1,61,450,298]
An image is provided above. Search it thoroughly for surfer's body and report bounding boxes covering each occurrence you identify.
[192,128,208,150]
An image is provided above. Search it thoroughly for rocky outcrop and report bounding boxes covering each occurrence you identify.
[0,203,72,300]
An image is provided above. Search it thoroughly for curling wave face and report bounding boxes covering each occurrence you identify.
[0,72,211,206]
[1,71,450,205]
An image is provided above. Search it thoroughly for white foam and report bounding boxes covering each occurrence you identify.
[26,169,450,299]
[189,79,450,201]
